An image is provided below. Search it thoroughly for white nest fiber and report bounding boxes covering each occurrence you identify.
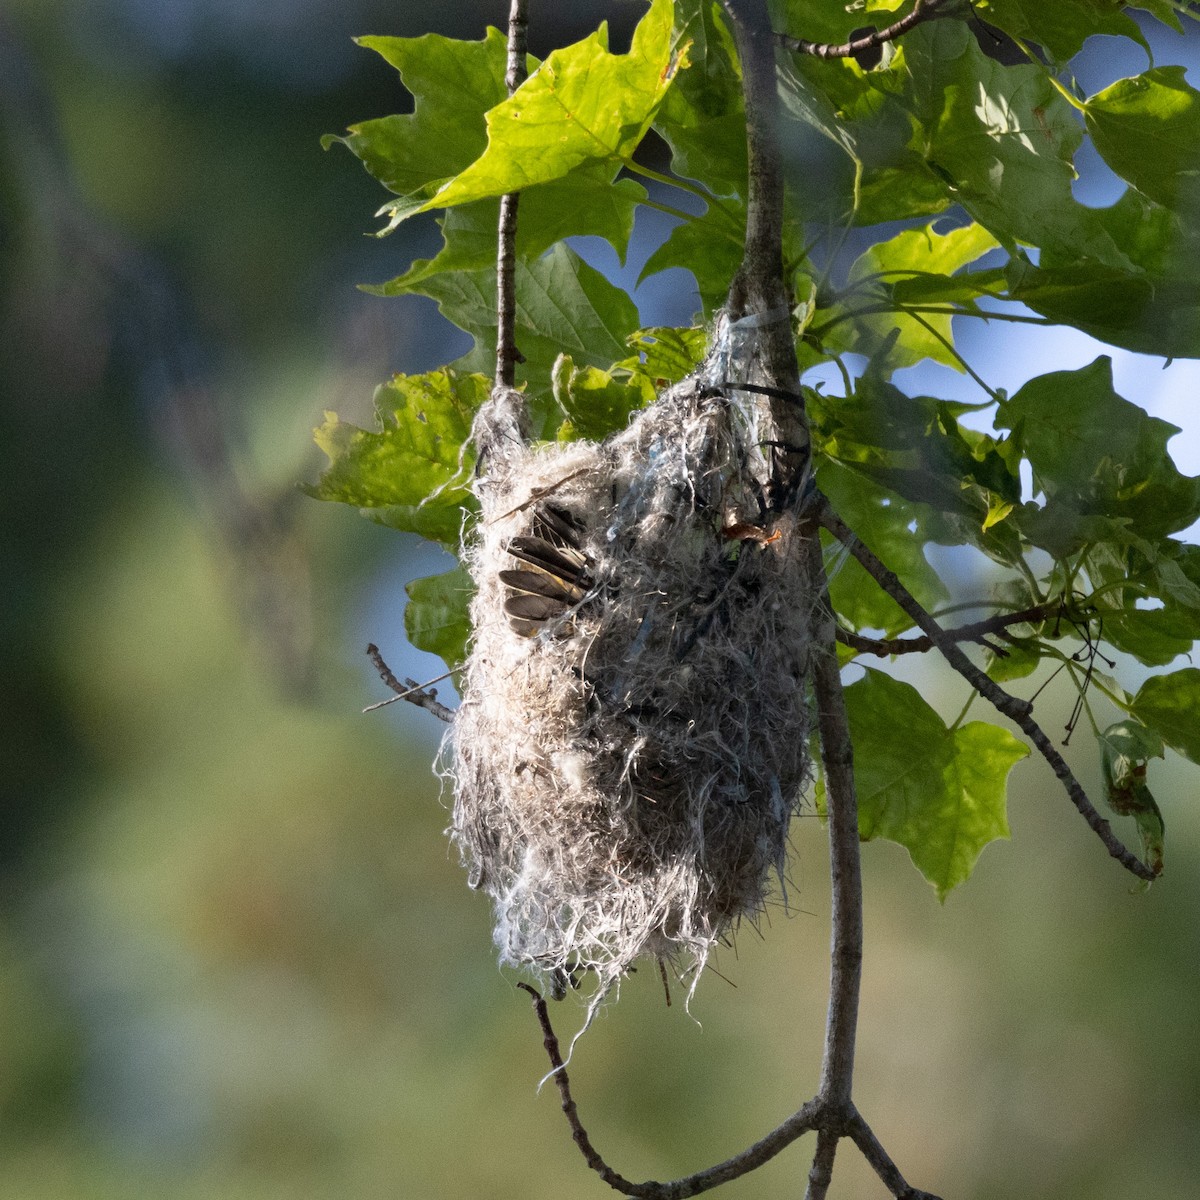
[450,328,814,1005]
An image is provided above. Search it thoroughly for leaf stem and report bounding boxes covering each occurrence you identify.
[622,158,743,225]
[809,301,1053,341]
[635,196,746,246]
[948,687,978,733]
[899,305,1001,401]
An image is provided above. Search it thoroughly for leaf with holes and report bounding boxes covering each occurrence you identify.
[305,370,486,545]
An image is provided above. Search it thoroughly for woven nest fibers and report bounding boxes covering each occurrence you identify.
[449,371,814,1005]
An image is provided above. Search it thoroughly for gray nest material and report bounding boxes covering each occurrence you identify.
[449,341,814,1005]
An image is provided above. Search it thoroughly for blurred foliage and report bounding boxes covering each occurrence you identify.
[2,3,1199,1200]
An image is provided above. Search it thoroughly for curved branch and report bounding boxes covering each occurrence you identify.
[778,0,954,60]
[365,644,454,724]
[517,982,822,1198]
[815,497,1158,882]
[516,984,643,1194]
[837,605,1050,657]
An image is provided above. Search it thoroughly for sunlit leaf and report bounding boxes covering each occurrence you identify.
[426,0,679,209]
[833,221,998,369]
[1086,67,1200,211]
[974,0,1147,63]
[551,355,655,441]
[372,169,646,294]
[327,30,513,230]
[623,325,709,384]
[305,370,486,544]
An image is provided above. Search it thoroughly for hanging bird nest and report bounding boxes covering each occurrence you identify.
[449,318,814,1006]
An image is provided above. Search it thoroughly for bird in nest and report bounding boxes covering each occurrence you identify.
[499,502,593,637]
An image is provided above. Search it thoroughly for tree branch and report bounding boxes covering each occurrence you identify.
[365,643,454,724]
[797,533,872,1198]
[804,1128,839,1200]
[778,0,954,60]
[517,982,823,1197]
[837,605,1050,657]
[806,536,863,1113]
[494,0,528,389]
[718,0,809,507]
[845,1109,944,1200]
[815,497,1158,882]
[515,984,644,1194]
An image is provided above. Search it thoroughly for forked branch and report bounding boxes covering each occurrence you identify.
[778,0,953,60]
[815,496,1158,883]
[837,604,1050,657]
[365,643,454,723]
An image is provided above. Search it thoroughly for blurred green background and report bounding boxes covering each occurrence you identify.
[2,2,1198,1197]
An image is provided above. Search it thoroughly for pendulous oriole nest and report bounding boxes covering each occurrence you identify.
[449,319,814,1009]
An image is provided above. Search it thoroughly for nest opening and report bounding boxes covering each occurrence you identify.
[449,325,815,1010]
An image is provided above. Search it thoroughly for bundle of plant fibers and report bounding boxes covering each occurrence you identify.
[450,331,813,1005]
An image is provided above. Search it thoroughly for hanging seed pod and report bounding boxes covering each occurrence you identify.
[450,326,814,1007]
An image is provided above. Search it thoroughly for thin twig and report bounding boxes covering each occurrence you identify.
[365,644,455,724]
[362,668,455,713]
[515,984,643,1193]
[846,1108,945,1200]
[494,0,528,388]
[778,0,953,60]
[837,605,1050,657]
[518,979,823,1197]
[815,497,1157,882]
